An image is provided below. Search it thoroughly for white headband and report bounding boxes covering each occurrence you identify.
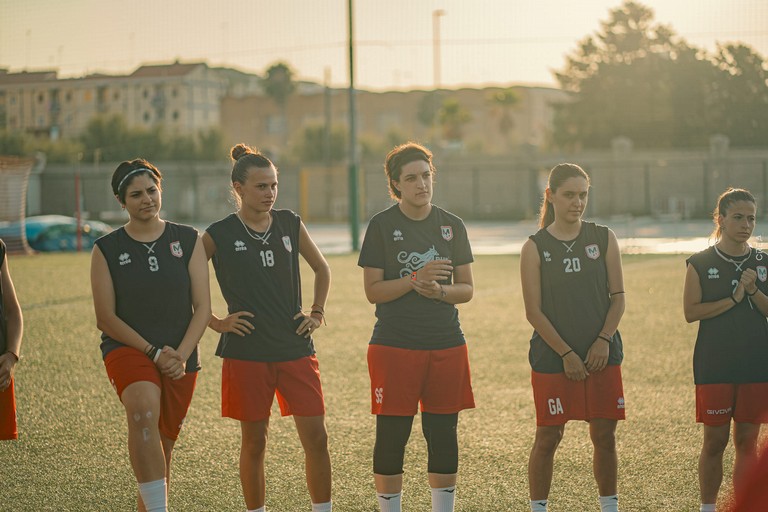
[116,168,153,194]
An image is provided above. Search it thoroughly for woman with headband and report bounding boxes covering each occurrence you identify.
[90,159,211,512]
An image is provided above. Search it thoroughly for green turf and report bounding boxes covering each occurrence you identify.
[0,252,752,511]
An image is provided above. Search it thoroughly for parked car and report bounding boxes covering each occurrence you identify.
[0,215,112,252]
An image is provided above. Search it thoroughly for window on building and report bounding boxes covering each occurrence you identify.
[171,88,178,98]
[143,89,149,99]
[66,92,72,102]
[113,91,120,100]
[37,93,44,103]
[172,111,179,121]
[143,112,150,123]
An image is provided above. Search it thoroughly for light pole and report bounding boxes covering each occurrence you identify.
[432,9,445,90]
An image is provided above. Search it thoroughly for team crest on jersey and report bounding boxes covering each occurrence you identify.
[758,266,767,282]
[441,225,453,241]
[282,236,292,252]
[170,241,183,258]
[585,244,600,260]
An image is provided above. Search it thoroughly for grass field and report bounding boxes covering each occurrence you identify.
[0,252,756,511]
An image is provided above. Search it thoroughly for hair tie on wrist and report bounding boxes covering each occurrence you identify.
[747,288,758,297]
[598,334,612,343]
[560,349,573,358]
[730,294,739,304]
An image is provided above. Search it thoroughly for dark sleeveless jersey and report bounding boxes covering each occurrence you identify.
[528,221,624,373]
[206,210,314,362]
[95,222,201,372]
[0,239,6,354]
[687,246,768,384]
[357,204,474,350]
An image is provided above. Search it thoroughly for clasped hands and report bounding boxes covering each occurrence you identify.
[411,259,453,300]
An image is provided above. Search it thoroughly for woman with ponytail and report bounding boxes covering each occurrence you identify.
[520,163,626,512]
[202,144,332,512]
[683,188,768,512]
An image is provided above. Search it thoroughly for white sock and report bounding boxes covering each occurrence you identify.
[599,494,619,512]
[377,492,401,512]
[700,505,716,512]
[530,499,548,512]
[138,479,167,512]
[312,501,332,512]
[431,486,456,512]
[247,507,265,512]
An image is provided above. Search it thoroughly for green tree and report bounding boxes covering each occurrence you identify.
[80,114,132,161]
[295,124,346,164]
[487,88,520,145]
[553,0,768,149]
[262,62,296,144]
[196,127,225,160]
[438,98,472,143]
[713,44,768,146]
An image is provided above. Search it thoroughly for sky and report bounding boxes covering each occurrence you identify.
[0,0,766,91]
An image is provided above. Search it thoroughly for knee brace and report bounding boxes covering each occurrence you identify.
[373,415,414,475]
[422,412,459,474]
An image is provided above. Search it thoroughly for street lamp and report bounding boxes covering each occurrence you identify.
[432,9,446,90]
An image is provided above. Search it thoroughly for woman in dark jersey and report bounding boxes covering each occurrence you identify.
[0,238,23,441]
[683,188,768,512]
[520,163,626,512]
[203,144,332,512]
[358,142,475,512]
[90,159,211,512]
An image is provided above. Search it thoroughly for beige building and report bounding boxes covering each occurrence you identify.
[0,62,239,139]
[221,85,568,157]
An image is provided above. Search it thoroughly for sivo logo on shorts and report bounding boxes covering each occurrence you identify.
[375,387,384,404]
[548,397,564,415]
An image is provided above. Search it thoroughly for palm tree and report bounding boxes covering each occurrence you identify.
[262,62,296,146]
[488,87,520,149]
[438,98,472,145]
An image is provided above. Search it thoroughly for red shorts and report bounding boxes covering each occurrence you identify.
[367,344,475,416]
[695,383,768,426]
[0,378,17,441]
[222,355,325,422]
[104,346,197,440]
[531,365,626,426]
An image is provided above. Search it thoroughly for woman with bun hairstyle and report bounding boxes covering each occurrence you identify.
[202,144,332,512]
[90,159,211,512]
[683,188,768,512]
[520,163,626,512]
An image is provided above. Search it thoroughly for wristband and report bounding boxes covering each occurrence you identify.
[411,271,418,281]
[560,349,573,358]
[153,349,162,363]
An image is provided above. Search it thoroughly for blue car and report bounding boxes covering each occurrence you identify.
[0,215,113,252]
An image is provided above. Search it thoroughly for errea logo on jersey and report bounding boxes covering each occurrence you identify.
[707,267,720,279]
[118,253,131,265]
[393,229,403,241]
[234,240,247,252]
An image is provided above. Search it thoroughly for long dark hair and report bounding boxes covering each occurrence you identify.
[538,163,590,228]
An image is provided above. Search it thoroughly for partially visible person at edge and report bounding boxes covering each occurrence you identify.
[90,159,211,512]
[202,143,332,512]
[683,188,768,512]
[358,142,475,512]
[0,237,23,441]
[520,163,626,512]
